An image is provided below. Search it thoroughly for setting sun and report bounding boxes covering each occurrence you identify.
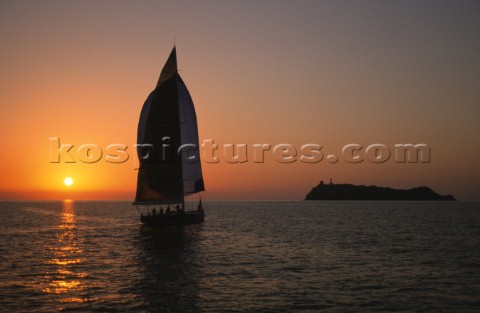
[64,177,73,186]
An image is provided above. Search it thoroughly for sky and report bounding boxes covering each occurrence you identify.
[0,0,479,201]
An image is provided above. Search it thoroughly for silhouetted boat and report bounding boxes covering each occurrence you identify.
[134,47,205,226]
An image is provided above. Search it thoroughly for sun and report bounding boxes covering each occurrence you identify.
[64,177,73,186]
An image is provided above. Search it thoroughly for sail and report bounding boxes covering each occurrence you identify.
[134,47,204,204]
[178,76,205,195]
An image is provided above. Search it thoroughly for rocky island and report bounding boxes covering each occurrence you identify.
[305,180,456,201]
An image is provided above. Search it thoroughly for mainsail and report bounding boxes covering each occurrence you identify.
[134,47,205,205]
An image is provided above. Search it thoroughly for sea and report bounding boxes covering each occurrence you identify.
[0,201,479,312]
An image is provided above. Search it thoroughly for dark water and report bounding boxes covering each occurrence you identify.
[0,201,479,312]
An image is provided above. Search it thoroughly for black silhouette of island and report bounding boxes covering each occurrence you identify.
[305,180,456,201]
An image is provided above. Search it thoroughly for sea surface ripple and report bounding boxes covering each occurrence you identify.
[0,201,479,312]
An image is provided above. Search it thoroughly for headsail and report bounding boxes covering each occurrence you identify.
[134,47,205,205]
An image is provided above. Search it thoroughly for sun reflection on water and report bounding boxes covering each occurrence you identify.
[42,200,91,303]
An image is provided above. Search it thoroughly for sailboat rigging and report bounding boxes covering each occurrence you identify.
[134,47,205,226]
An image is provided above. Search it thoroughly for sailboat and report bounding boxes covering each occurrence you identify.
[134,47,205,226]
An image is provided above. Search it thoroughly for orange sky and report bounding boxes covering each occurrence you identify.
[1,1,479,201]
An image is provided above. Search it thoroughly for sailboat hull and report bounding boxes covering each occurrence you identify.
[140,210,204,227]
